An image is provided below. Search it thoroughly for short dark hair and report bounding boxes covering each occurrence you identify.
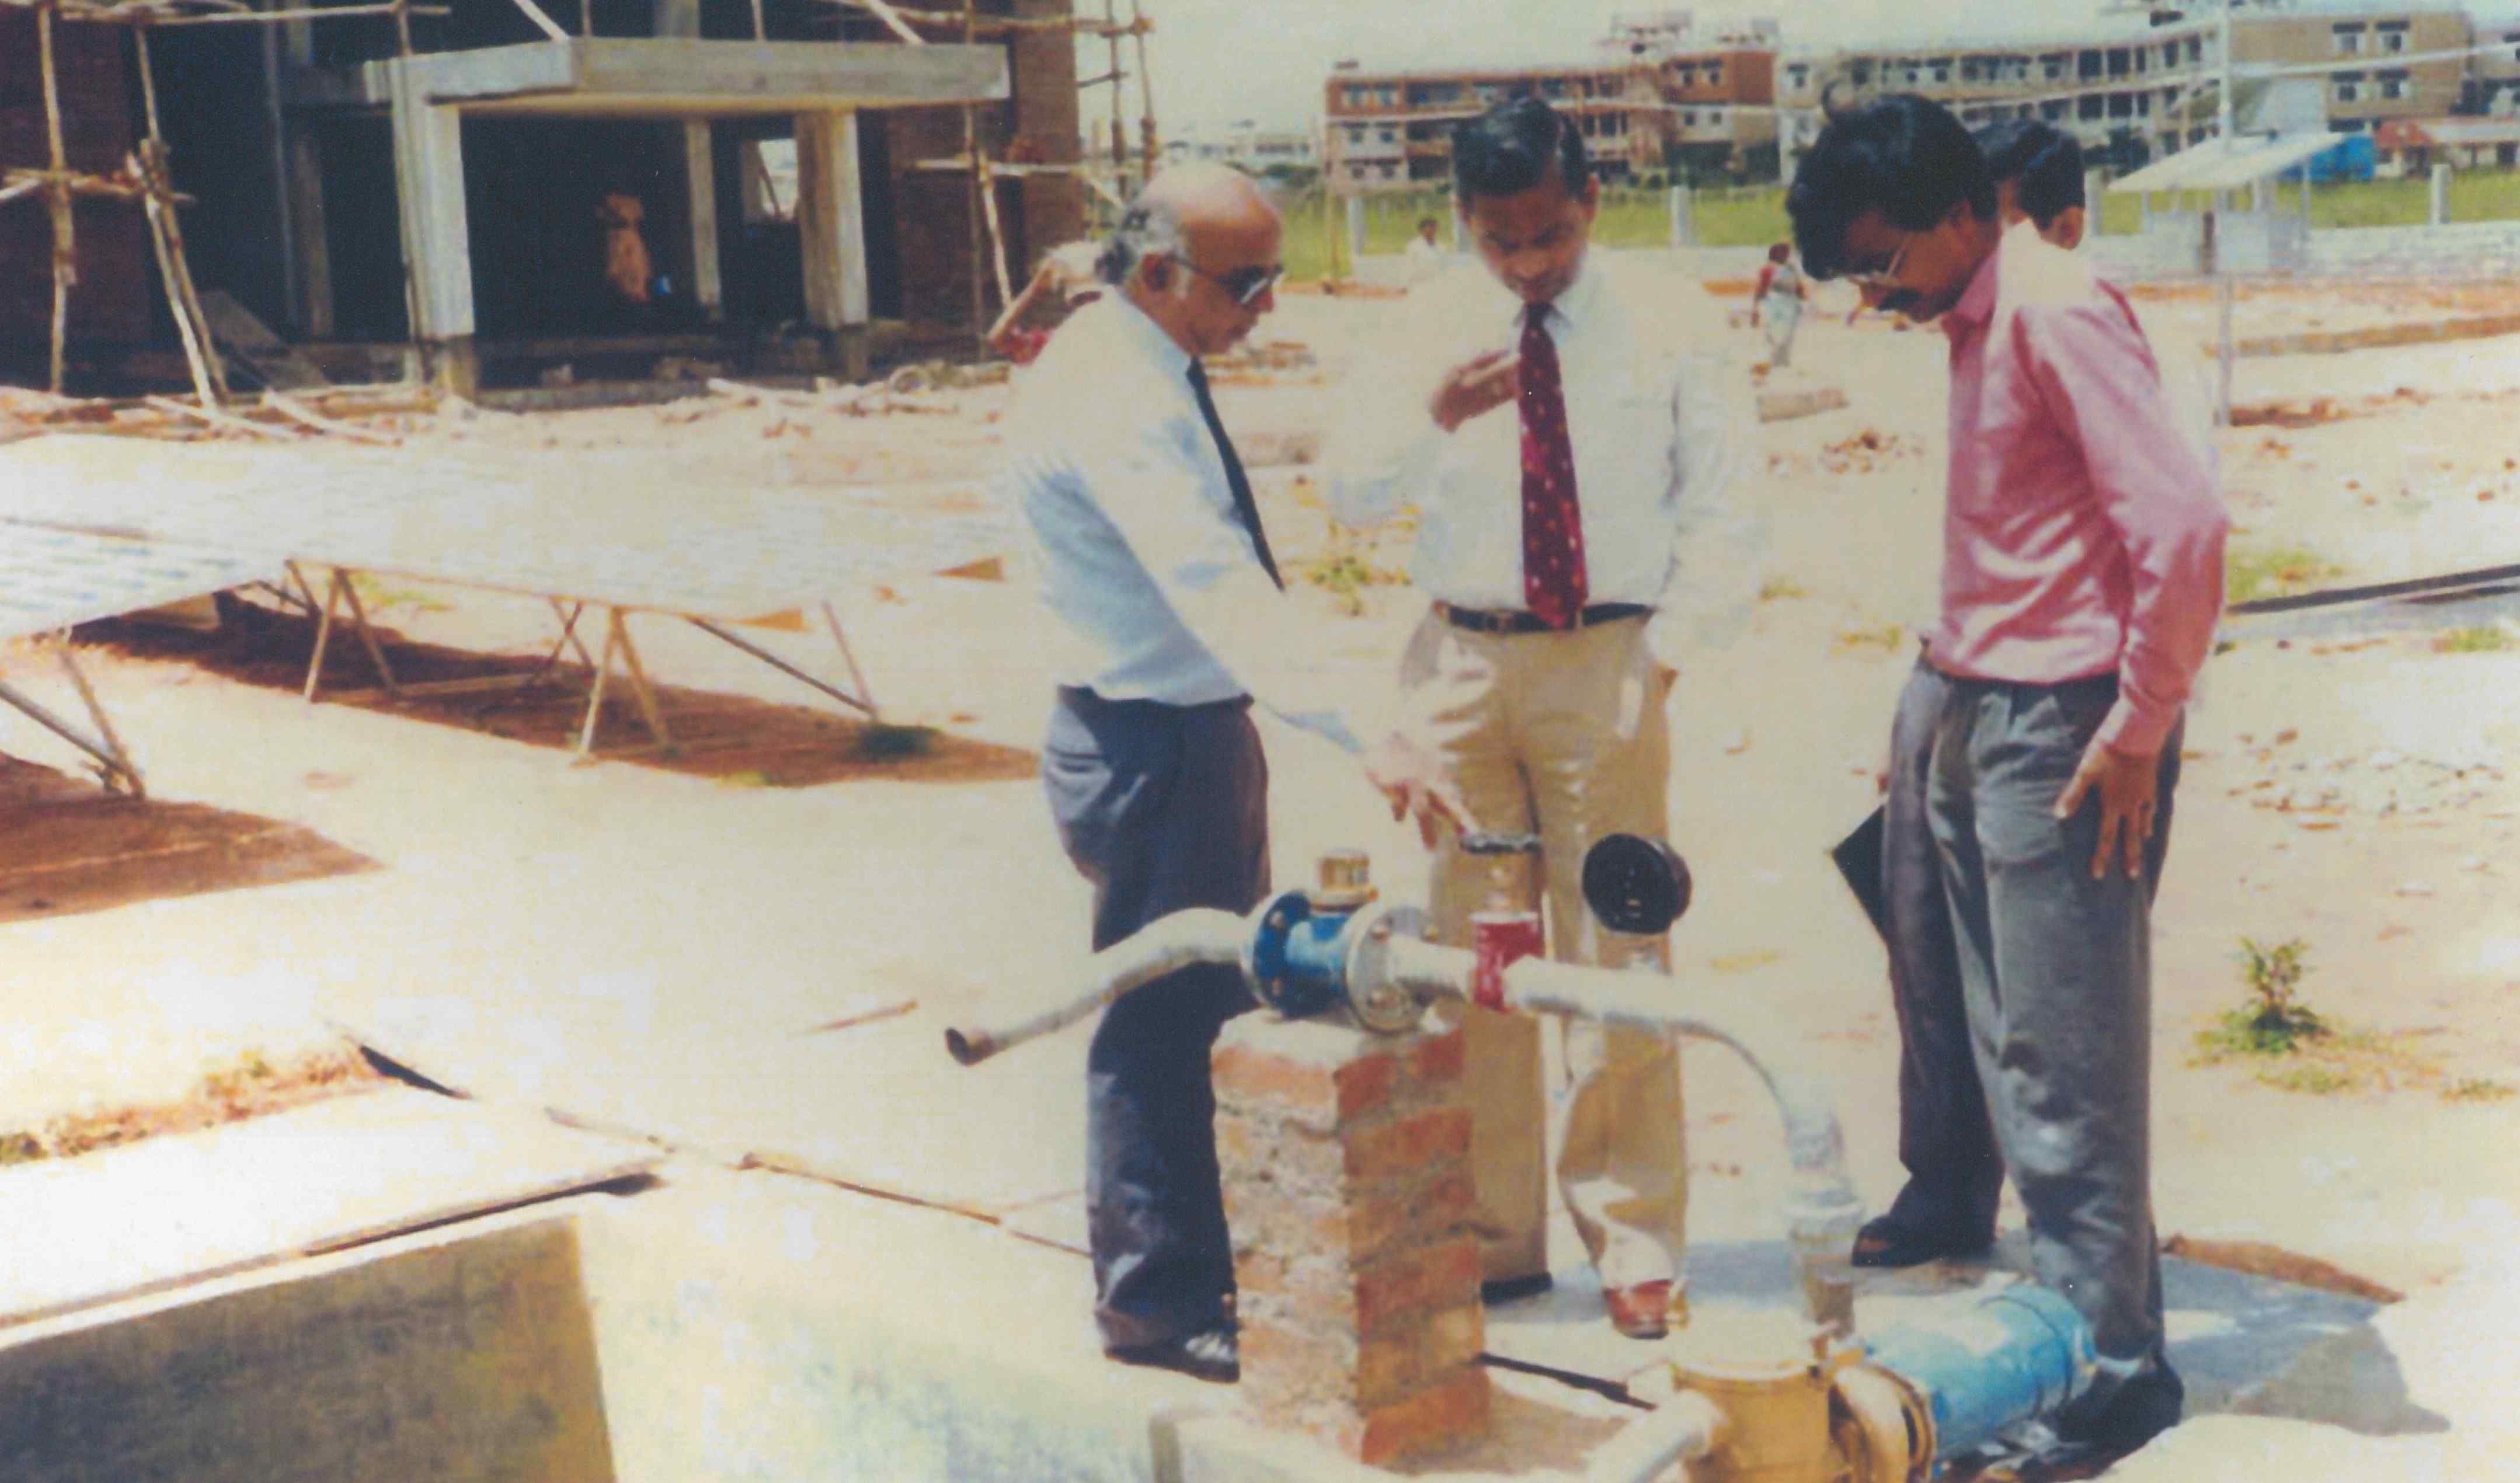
[1785,93,1996,280]
[1452,96,1589,203]
[1974,119,2085,227]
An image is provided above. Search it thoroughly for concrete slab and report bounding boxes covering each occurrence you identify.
[0,1213,612,1483]
[0,1089,658,1328]
[371,39,1008,119]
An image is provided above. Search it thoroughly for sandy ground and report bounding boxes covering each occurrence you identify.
[2,272,2516,1473]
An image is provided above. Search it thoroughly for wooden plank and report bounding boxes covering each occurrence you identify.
[200,290,331,392]
[0,1216,613,1483]
[0,1091,659,1329]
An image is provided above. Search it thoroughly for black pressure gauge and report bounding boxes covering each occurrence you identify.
[1582,834,1692,937]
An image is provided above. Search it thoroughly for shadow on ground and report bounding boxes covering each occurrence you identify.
[0,754,374,924]
[79,600,1036,787]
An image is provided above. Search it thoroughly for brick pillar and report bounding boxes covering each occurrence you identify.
[1213,1011,1490,1467]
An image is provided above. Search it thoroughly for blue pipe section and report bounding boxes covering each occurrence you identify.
[1860,1284,2096,1463]
[1244,892,1360,1021]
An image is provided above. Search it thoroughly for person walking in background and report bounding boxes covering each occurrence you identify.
[1750,241,1807,368]
[1328,96,1750,1342]
[1404,214,1449,285]
[1789,93,2226,1464]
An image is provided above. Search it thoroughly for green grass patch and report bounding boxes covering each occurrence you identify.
[849,723,939,762]
[2432,625,2513,654]
[2446,1077,2516,1103]
[1269,183,1790,281]
[2226,544,2343,605]
[2257,1063,2361,1095]
[1758,576,1808,601]
[2095,170,2520,238]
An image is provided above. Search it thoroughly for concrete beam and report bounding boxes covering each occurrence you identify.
[368,39,1007,119]
[683,120,722,322]
[796,109,870,377]
[387,58,478,395]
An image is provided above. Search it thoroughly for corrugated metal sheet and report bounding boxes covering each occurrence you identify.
[2106,132,2343,192]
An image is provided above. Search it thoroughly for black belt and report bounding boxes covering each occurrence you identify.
[1438,601,1651,636]
[1058,685,1251,715]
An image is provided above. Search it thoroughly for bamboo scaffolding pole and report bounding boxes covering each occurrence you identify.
[960,0,985,350]
[816,0,1140,36]
[1129,0,1154,172]
[130,25,229,405]
[132,2,445,23]
[40,4,75,395]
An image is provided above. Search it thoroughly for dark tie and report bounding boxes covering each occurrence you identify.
[1518,302,1587,629]
[1187,360,1282,590]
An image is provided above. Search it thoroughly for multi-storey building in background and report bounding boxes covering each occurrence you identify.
[1328,2,2520,192]
[1321,10,1780,193]
[1160,121,1319,179]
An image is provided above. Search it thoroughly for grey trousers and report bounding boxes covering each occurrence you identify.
[1041,687,1268,1352]
[1879,660,2003,1245]
[1922,664,2183,1422]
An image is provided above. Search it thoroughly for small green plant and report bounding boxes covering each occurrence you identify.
[2258,1063,2359,1095]
[2432,625,2512,654]
[349,572,453,616]
[1758,576,1808,602]
[717,768,775,788]
[2196,937,2327,1060]
[2225,545,2343,606]
[1299,539,1407,618]
[2446,1077,2516,1103]
[850,722,938,762]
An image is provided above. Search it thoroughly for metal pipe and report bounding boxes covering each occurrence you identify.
[1382,938,1865,1332]
[1582,1391,1723,1483]
[944,907,1247,1066]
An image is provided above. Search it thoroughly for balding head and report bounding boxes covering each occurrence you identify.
[1102,164,1283,357]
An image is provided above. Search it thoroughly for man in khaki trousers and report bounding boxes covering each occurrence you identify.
[1329,97,1745,1339]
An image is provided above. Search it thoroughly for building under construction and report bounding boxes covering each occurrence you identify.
[1,0,1139,397]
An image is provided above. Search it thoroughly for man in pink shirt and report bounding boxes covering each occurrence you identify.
[1787,95,2226,1464]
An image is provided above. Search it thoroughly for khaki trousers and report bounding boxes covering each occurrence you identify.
[1399,608,1687,1291]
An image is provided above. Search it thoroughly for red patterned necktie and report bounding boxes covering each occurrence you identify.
[1518,302,1586,629]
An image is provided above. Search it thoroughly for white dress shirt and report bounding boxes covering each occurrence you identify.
[996,295,1374,754]
[1327,255,1755,669]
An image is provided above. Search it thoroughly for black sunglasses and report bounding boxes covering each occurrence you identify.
[1176,256,1283,307]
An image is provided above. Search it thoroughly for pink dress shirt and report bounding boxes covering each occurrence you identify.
[1933,223,2227,758]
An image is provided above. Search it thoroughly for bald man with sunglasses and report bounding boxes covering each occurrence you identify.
[1000,163,1457,1384]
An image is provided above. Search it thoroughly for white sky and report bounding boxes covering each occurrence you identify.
[1112,0,2124,136]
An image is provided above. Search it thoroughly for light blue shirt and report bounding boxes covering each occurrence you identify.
[996,295,1372,754]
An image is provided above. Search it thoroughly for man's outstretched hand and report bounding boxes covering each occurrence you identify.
[1365,732,1470,850]
[2054,737,2159,880]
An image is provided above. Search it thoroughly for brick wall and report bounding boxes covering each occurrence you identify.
[881,0,1083,332]
[1213,1011,1490,1467]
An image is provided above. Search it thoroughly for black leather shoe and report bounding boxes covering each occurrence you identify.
[1108,1325,1239,1384]
[2056,1366,2184,1457]
[1480,1272,1554,1304]
[1849,1216,1994,1269]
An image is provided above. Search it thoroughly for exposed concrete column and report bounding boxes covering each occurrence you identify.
[1668,184,1694,248]
[796,109,870,380]
[2429,162,2451,226]
[1344,193,1365,271]
[387,60,478,397]
[682,121,722,322]
[286,124,334,339]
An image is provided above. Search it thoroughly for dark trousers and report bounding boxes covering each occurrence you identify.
[1879,660,2004,1244]
[1042,686,1269,1351]
[1920,664,2184,1425]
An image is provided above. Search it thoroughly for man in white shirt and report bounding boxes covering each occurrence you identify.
[1327,98,1745,1341]
[1404,215,1449,286]
[998,164,1456,1384]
